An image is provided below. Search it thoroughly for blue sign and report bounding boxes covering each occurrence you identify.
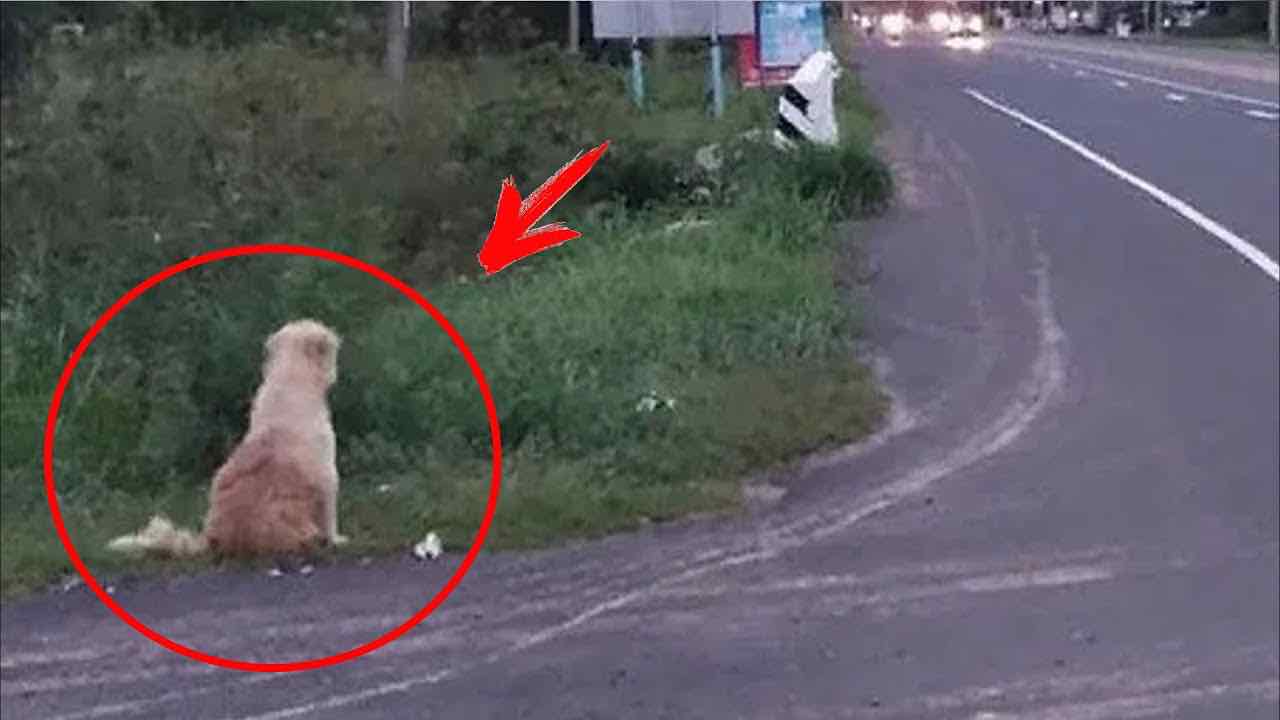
[758,1,825,68]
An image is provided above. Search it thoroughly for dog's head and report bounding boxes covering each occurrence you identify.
[264,319,341,388]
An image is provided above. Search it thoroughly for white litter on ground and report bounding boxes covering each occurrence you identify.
[413,532,443,561]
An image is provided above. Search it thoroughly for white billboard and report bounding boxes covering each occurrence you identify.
[592,1,756,39]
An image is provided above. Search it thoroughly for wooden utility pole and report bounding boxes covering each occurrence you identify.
[569,0,580,53]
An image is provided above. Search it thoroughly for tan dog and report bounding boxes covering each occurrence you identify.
[108,319,347,558]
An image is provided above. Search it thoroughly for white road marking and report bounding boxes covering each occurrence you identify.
[872,665,1278,719]
[1074,69,1088,77]
[658,562,1120,605]
[643,541,1272,610]
[1113,79,1129,88]
[0,648,103,670]
[1165,92,1188,103]
[1245,109,1280,121]
[1,664,218,697]
[44,675,279,720]
[966,680,1280,720]
[964,88,1280,283]
[1048,62,1058,70]
[1011,52,1279,110]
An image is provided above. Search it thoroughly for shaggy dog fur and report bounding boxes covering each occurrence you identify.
[108,319,347,558]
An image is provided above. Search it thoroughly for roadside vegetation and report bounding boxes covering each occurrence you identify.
[0,2,892,596]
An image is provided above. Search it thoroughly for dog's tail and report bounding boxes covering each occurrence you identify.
[107,515,208,557]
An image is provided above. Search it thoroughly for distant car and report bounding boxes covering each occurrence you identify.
[881,12,907,39]
[878,11,906,45]
[944,14,987,51]
[1049,5,1070,33]
[928,10,953,33]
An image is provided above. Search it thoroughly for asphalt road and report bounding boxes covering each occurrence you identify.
[3,32,1278,719]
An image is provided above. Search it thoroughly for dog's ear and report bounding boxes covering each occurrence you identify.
[303,332,339,382]
[264,328,283,358]
[301,336,323,363]
[262,329,284,375]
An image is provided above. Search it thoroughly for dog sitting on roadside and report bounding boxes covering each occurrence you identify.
[108,319,348,558]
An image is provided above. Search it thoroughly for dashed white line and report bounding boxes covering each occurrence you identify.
[1113,79,1129,88]
[965,88,1280,283]
[1245,109,1280,121]
[1165,92,1188,103]
[1011,51,1279,109]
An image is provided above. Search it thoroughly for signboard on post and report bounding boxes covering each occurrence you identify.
[592,1,754,116]
[758,1,826,68]
[591,1,754,39]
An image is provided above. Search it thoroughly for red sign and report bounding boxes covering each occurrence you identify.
[735,34,795,88]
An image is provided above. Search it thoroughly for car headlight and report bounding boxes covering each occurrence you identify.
[967,15,984,33]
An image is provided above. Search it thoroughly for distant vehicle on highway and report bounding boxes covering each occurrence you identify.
[881,11,906,43]
[927,3,962,34]
[944,12,987,52]
[1027,1,1070,34]
[1067,5,1103,33]
[1048,4,1070,33]
[858,13,875,36]
[1163,0,1210,30]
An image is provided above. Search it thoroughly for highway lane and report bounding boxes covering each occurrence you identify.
[2,30,1277,720]
[994,32,1280,101]
[977,39,1279,259]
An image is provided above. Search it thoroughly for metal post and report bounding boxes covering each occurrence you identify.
[630,2,644,108]
[709,4,724,118]
[1154,1,1163,36]
[631,37,645,108]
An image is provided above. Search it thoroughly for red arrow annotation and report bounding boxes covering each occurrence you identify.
[476,141,610,275]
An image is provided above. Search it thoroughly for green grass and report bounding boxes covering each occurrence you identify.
[1,31,892,598]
